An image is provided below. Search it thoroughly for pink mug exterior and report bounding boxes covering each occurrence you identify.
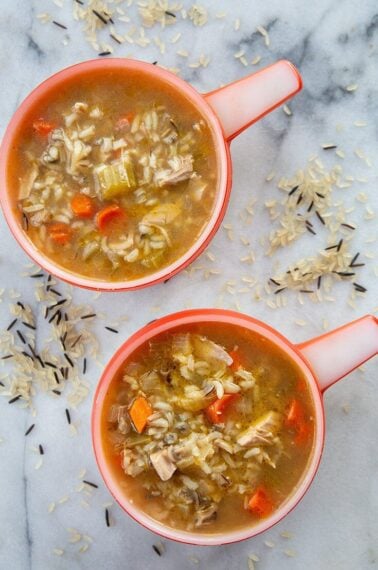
[92,310,378,545]
[0,59,301,291]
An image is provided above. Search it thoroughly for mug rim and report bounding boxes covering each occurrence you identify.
[0,58,231,291]
[91,308,325,546]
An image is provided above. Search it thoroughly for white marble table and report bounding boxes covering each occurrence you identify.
[0,1,377,568]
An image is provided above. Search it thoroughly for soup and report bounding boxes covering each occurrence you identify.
[9,68,218,281]
[102,323,315,534]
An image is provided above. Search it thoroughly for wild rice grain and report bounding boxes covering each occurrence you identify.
[9,395,21,404]
[39,444,44,455]
[48,310,60,324]
[50,298,67,308]
[71,335,82,349]
[49,288,62,297]
[36,355,45,368]
[22,213,29,230]
[92,10,108,25]
[7,318,17,331]
[22,322,36,330]
[64,353,74,368]
[83,358,87,375]
[52,21,67,30]
[105,508,110,527]
[353,283,367,292]
[65,408,71,425]
[83,480,99,489]
[16,330,26,344]
[110,33,122,45]
[335,271,355,277]
[22,351,34,360]
[105,327,119,333]
[152,544,163,556]
[324,244,337,251]
[81,313,96,320]
[306,225,316,235]
[25,424,35,436]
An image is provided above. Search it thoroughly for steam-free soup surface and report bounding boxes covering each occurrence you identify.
[9,68,218,281]
[102,323,315,534]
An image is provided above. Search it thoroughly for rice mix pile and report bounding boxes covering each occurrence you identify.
[0,272,101,412]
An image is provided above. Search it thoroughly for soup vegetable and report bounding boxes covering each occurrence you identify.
[10,70,218,281]
[102,324,315,533]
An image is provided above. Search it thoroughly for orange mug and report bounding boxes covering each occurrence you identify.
[0,58,301,291]
[92,309,378,545]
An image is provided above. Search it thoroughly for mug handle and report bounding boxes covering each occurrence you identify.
[204,60,302,141]
[297,315,378,392]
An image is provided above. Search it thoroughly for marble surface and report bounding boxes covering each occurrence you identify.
[0,1,377,568]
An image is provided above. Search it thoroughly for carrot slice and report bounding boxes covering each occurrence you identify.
[48,222,72,245]
[33,118,56,136]
[296,377,307,393]
[228,349,243,372]
[247,486,273,518]
[129,396,153,433]
[285,399,304,429]
[71,194,95,218]
[205,394,238,424]
[285,399,311,445]
[96,204,126,233]
[294,421,311,445]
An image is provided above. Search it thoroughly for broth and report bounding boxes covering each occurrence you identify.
[101,322,315,534]
[8,68,218,281]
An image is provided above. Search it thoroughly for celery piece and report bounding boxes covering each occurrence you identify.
[95,157,136,199]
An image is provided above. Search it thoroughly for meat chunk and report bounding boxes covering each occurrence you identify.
[154,155,193,186]
[19,165,39,200]
[29,209,49,228]
[237,411,282,447]
[192,335,233,366]
[150,448,177,481]
[194,503,218,527]
[141,203,180,226]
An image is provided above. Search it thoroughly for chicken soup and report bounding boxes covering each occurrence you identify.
[102,323,315,533]
[9,68,218,281]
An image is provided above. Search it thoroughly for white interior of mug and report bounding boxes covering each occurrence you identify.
[92,310,325,545]
[0,59,230,291]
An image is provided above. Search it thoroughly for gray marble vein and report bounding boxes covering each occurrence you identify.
[0,1,377,569]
